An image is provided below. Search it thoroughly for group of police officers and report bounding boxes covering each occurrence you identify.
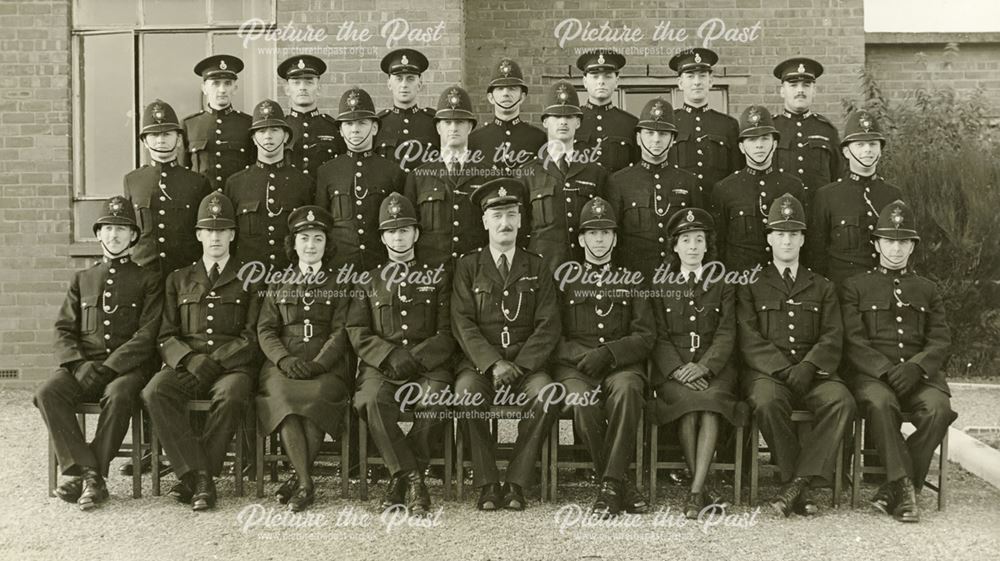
[35,45,956,525]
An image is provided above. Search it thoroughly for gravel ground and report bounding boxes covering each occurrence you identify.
[2,388,999,561]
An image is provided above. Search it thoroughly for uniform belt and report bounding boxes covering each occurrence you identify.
[282,324,331,339]
[669,333,709,350]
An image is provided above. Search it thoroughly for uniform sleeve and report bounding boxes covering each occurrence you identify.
[513,263,562,373]
[801,280,844,374]
[908,285,951,378]
[711,184,728,264]
[828,127,842,181]
[256,285,291,365]
[604,292,655,367]
[53,272,84,367]
[410,270,458,371]
[346,280,397,370]
[650,297,685,384]
[450,258,503,373]
[697,283,736,376]
[209,282,262,369]
[312,284,350,369]
[839,276,894,378]
[805,190,830,276]
[158,271,195,368]
[727,118,742,176]
[313,162,331,207]
[402,171,418,208]
[104,270,163,375]
[736,283,792,375]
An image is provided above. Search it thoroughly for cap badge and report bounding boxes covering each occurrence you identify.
[797,63,806,74]
[860,113,872,132]
[153,109,164,122]
[306,210,315,222]
[686,210,695,222]
[781,198,793,217]
[592,201,604,217]
[219,59,227,70]
[890,207,904,227]
[297,59,306,70]
[651,101,663,119]
[400,54,409,66]
[260,101,272,116]
[109,199,122,215]
[499,60,511,76]
[694,52,702,63]
[498,186,508,198]
[749,107,761,125]
[557,84,569,103]
[209,196,222,217]
[347,90,359,109]
[448,88,461,108]
[388,202,401,218]
[597,53,606,65]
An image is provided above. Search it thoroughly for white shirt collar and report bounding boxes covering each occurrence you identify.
[489,246,516,269]
[773,261,799,280]
[679,266,704,283]
[203,255,230,276]
[298,261,320,275]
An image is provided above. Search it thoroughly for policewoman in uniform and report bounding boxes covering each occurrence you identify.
[668,48,741,204]
[736,193,856,518]
[182,55,253,190]
[523,81,607,274]
[142,193,262,512]
[450,178,562,511]
[712,105,805,273]
[348,193,457,516]
[376,49,439,172]
[772,58,841,191]
[315,87,405,273]
[576,50,638,173]
[648,207,738,519]
[36,197,162,510]
[807,110,903,285]
[839,200,955,523]
[468,58,547,171]
[606,97,703,277]
[279,54,346,177]
[125,99,212,278]
[224,99,314,273]
[256,205,352,512]
[553,197,653,518]
[404,85,493,268]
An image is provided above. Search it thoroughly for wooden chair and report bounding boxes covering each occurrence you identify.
[748,410,846,507]
[547,408,644,501]
[455,406,551,501]
[47,403,145,498]
[255,405,351,499]
[150,400,250,497]
[850,412,949,510]
[357,410,454,500]
[647,400,750,506]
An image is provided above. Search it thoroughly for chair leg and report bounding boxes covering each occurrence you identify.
[548,420,559,502]
[455,423,465,501]
[749,418,759,506]
[443,418,454,501]
[634,412,644,492]
[358,416,369,502]
[648,423,658,504]
[234,417,245,497]
[255,418,266,499]
[734,425,743,507]
[833,433,844,508]
[151,429,161,497]
[540,421,550,503]
[132,408,142,499]
[48,435,57,498]
[341,408,351,499]
[938,428,949,511]
[851,417,863,509]
[269,432,279,482]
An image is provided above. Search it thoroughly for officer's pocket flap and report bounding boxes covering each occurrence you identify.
[757,300,782,312]
[800,300,822,313]
[133,192,152,209]
[777,135,793,149]
[531,183,555,200]
[834,215,860,227]
[729,205,756,220]
[237,200,260,215]
[700,133,727,145]
[807,138,831,149]
[514,278,538,293]
[674,130,691,143]
[421,189,446,203]
[860,298,892,312]
[187,139,208,151]
[178,291,202,305]
[472,280,492,295]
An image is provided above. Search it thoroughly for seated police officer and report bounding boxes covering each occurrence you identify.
[36,197,163,510]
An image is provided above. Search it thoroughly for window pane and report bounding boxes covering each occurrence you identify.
[80,34,135,197]
[212,32,274,114]
[74,0,139,27]
[74,200,107,241]
[212,0,272,24]
[143,0,207,26]
[140,33,206,163]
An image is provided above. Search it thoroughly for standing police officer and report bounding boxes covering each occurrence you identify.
[126,99,212,278]
[840,200,956,523]
[182,55,253,190]
[772,58,841,190]
[224,99,314,273]
[468,58,547,171]
[576,50,638,173]
[278,54,345,177]
[376,49,439,173]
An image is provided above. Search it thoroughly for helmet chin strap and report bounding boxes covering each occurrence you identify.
[639,135,672,159]
[100,240,130,258]
[253,134,285,156]
[345,126,375,150]
[582,234,615,261]
[494,93,523,111]
[745,141,776,167]
[847,145,880,170]
[144,137,179,155]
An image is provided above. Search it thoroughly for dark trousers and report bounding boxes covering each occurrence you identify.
[35,366,148,477]
[558,368,644,481]
[850,376,956,489]
[745,375,856,483]
[354,372,449,476]
[141,367,252,478]
[453,360,561,489]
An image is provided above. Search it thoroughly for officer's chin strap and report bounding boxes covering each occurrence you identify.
[100,240,130,259]
[253,135,284,157]
[582,234,615,262]
[847,145,880,171]
[494,94,524,111]
[386,243,415,257]
[143,137,179,155]
[345,126,375,150]
[639,136,672,160]
[745,141,776,168]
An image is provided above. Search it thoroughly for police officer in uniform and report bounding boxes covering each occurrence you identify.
[807,110,903,284]
[575,50,638,173]
[35,197,163,510]
[224,99,314,273]
[376,49,439,173]
[451,178,562,511]
[349,193,456,516]
[606,97,703,277]
[523,80,607,274]
[142,192,262,511]
[772,58,841,190]
[712,105,805,273]
[839,200,956,523]
[278,54,346,177]
[315,87,405,273]
[404,85,493,268]
[468,58,546,171]
[182,55,253,191]
[668,48,741,204]
[126,99,212,278]
[736,193,856,517]
[554,197,653,517]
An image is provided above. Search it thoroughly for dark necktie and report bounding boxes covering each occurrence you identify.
[557,156,568,174]
[782,267,795,291]
[209,263,220,285]
[498,253,510,281]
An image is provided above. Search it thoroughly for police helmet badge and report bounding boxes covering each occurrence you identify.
[110,199,122,215]
[749,107,761,125]
[499,60,511,76]
[890,207,904,227]
[593,201,604,217]
[652,101,663,119]
[781,198,793,217]
[860,113,872,132]
[347,90,359,109]
[209,196,222,217]
[448,88,460,108]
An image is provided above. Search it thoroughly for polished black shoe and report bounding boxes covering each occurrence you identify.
[77,468,108,511]
[288,485,316,512]
[405,470,432,517]
[168,474,195,505]
[423,465,446,482]
[667,468,691,486]
[684,491,706,520]
[891,477,920,523]
[275,474,299,505]
[870,482,893,515]
[120,452,172,476]
[591,479,623,518]
[476,483,503,511]
[623,479,649,514]
[55,477,82,503]
[503,482,526,511]
[381,475,408,511]
[770,477,809,517]
[191,471,216,511]
[793,486,819,516]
